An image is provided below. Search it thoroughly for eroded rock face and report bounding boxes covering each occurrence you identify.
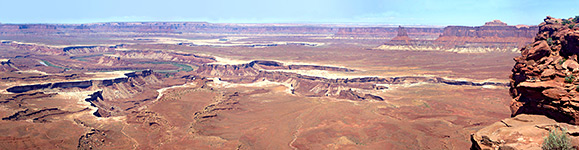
[510,16,579,125]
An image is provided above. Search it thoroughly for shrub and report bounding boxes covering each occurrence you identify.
[542,127,573,150]
[565,74,575,83]
[574,16,579,23]
[563,19,571,25]
[547,37,554,46]
[559,58,567,65]
[569,24,575,29]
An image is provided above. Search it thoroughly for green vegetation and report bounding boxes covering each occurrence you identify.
[569,24,576,29]
[542,127,573,150]
[563,19,572,25]
[547,37,554,46]
[573,16,579,23]
[423,102,430,108]
[559,58,567,65]
[565,74,575,83]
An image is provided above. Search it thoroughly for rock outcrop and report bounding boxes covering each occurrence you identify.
[472,16,579,149]
[471,114,579,149]
[484,20,508,26]
[510,16,579,124]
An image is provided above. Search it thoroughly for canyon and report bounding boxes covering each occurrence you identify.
[0,18,544,149]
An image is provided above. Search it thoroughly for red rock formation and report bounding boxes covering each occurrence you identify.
[435,23,537,49]
[509,16,579,124]
[469,16,579,150]
[335,26,443,39]
[390,26,413,42]
[484,20,508,26]
[379,20,539,52]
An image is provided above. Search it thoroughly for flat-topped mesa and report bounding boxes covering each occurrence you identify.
[435,20,537,49]
[377,20,538,53]
[509,16,579,124]
[484,20,508,26]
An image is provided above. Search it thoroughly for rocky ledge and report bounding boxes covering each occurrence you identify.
[471,114,579,149]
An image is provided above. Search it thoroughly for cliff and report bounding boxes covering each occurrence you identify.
[471,16,579,149]
[0,22,445,39]
[509,16,579,124]
[377,20,538,53]
[334,26,442,39]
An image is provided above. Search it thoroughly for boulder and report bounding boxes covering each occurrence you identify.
[563,59,579,71]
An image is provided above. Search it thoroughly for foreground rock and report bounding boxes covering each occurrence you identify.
[471,114,579,149]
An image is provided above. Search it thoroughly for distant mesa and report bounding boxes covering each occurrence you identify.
[483,20,508,26]
[376,20,538,53]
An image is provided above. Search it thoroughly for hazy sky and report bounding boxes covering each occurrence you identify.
[0,0,577,26]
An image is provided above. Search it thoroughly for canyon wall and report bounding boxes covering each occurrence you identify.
[378,20,539,53]
[194,60,507,102]
[0,21,534,46]
[0,22,443,38]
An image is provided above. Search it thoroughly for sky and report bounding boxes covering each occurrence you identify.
[0,0,577,26]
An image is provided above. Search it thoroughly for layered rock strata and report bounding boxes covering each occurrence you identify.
[378,20,538,53]
[194,60,507,101]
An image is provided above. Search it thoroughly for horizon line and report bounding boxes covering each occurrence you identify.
[0,20,538,28]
